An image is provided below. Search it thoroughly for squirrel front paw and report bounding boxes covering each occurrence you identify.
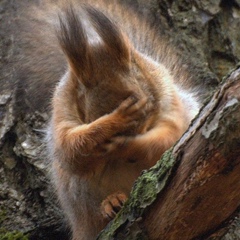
[94,136,129,155]
[100,192,127,219]
[114,94,148,127]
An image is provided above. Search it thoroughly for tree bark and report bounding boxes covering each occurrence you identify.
[97,67,240,239]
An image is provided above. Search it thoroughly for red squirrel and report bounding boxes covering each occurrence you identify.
[15,0,201,239]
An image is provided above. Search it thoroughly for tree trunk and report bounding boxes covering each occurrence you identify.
[97,67,240,239]
[0,0,240,239]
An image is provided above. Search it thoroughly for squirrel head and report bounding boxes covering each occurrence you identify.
[57,5,159,125]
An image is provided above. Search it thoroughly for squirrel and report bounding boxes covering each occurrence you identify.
[13,0,201,239]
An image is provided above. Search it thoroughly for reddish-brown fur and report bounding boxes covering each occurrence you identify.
[14,0,202,239]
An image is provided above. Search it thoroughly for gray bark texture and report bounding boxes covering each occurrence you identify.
[0,0,239,239]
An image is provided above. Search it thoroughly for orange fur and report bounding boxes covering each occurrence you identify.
[16,1,202,239]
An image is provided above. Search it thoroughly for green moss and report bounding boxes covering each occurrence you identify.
[128,147,175,211]
[0,229,28,240]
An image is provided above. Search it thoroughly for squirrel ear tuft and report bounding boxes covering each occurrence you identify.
[57,5,131,87]
[85,6,131,68]
[57,5,93,87]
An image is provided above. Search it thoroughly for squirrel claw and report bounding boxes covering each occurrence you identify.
[101,192,127,219]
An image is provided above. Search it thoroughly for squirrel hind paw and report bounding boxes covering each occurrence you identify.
[100,191,127,219]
